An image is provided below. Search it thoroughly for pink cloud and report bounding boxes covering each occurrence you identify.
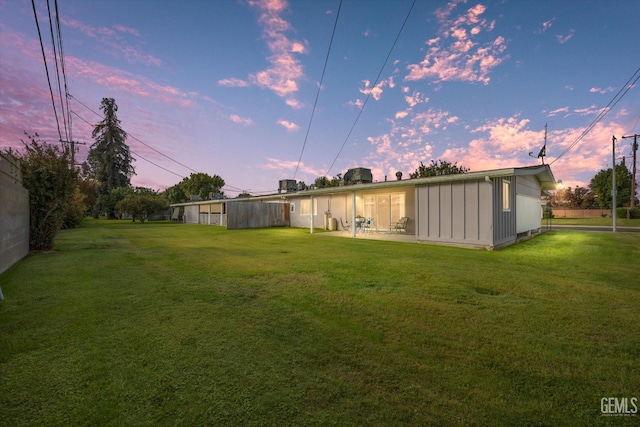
[556,30,575,44]
[0,26,198,160]
[277,119,299,131]
[262,156,322,179]
[61,16,161,67]
[218,78,250,87]
[589,86,614,94]
[247,0,308,106]
[547,106,569,117]
[405,2,507,85]
[229,114,253,126]
[285,98,303,109]
[358,77,395,101]
[574,104,600,116]
[113,24,139,36]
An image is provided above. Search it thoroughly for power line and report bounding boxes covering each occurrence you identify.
[71,110,185,178]
[45,0,69,143]
[71,108,252,193]
[69,95,262,194]
[55,0,73,144]
[293,0,343,180]
[325,0,417,177]
[549,66,640,165]
[69,93,200,174]
[31,0,63,142]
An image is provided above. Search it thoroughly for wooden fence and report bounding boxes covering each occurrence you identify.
[552,208,612,218]
[226,201,289,229]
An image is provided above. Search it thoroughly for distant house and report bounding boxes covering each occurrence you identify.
[170,164,556,249]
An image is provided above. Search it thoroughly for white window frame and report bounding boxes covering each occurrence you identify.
[300,199,317,216]
[502,180,511,212]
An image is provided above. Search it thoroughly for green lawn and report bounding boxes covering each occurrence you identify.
[1,220,638,426]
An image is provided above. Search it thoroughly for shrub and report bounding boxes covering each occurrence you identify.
[5,135,77,250]
[62,185,87,229]
[616,207,640,219]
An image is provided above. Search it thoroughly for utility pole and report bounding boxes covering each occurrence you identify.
[612,135,617,232]
[622,134,638,210]
[60,140,86,168]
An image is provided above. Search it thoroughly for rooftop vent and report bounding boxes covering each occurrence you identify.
[344,167,373,185]
[278,179,297,193]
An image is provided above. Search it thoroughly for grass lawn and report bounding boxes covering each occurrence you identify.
[1,220,638,426]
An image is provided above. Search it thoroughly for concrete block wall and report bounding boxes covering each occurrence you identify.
[0,154,29,274]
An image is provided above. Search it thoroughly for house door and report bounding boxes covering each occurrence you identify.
[363,193,405,231]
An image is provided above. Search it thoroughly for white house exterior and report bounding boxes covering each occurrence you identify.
[171,165,556,249]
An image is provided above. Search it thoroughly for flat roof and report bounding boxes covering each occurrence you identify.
[170,164,556,207]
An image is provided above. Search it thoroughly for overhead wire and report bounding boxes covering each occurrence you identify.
[292,0,343,180]
[31,0,63,142]
[325,0,417,177]
[69,93,200,174]
[549,66,640,165]
[71,110,184,178]
[54,0,73,143]
[72,106,255,194]
[45,0,70,143]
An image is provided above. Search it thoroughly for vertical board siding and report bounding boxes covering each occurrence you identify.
[492,176,516,246]
[452,182,465,240]
[465,180,480,241]
[417,179,492,247]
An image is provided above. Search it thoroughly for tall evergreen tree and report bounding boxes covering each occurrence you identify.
[84,98,135,218]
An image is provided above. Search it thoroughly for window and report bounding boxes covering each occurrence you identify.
[502,180,511,211]
[300,199,317,215]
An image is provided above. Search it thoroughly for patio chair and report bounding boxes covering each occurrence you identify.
[339,218,351,231]
[363,217,374,233]
[389,217,409,233]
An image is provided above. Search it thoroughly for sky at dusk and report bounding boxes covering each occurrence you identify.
[1,0,639,196]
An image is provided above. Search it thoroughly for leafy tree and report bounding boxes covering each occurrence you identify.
[236,191,252,198]
[62,186,87,229]
[78,177,99,217]
[161,183,187,204]
[105,186,134,218]
[314,176,341,188]
[116,188,167,223]
[180,172,225,200]
[83,98,135,218]
[409,159,470,178]
[589,161,633,208]
[551,185,592,208]
[4,134,77,250]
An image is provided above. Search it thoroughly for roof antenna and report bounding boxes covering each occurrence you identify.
[529,123,547,164]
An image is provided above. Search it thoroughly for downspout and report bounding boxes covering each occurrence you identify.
[208,203,211,225]
[351,191,357,238]
[310,195,314,234]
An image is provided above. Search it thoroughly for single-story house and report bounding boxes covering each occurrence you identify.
[170,164,556,249]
